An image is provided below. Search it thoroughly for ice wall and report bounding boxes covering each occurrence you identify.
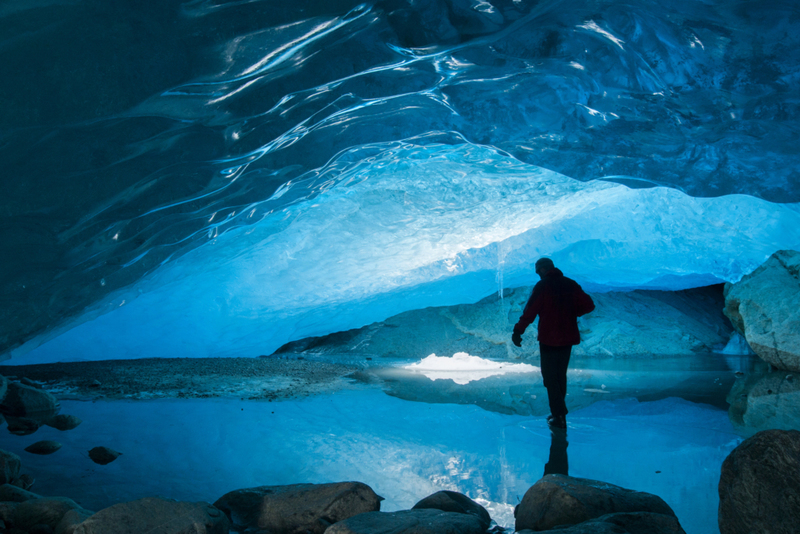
[9,143,800,363]
[2,0,800,358]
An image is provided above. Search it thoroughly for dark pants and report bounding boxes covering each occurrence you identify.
[540,343,572,417]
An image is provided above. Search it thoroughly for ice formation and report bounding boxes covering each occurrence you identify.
[3,0,800,361]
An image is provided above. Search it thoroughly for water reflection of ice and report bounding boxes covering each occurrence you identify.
[0,383,738,534]
[404,353,538,385]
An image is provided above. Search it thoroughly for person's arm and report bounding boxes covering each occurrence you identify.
[574,287,595,317]
[514,284,543,336]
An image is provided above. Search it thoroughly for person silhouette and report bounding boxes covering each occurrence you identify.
[544,427,568,476]
[512,258,595,428]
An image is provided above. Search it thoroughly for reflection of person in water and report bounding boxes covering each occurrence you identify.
[512,258,595,429]
[544,427,568,476]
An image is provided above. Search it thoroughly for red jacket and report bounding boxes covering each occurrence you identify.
[514,268,595,347]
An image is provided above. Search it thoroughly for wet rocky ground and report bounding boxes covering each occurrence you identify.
[0,357,360,401]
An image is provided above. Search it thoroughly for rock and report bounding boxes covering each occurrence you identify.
[88,447,121,465]
[324,509,486,534]
[0,502,17,525]
[13,497,84,531]
[0,483,40,502]
[214,482,383,534]
[12,473,36,491]
[718,429,800,534]
[514,475,676,531]
[588,512,685,533]
[724,250,800,372]
[25,440,63,455]
[55,508,93,534]
[5,415,41,435]
[0,382,60,422]
[0,375,7,402]
[30,524,55,534]
[72,497,228,534]
[0,450,21,485]
[412,490,491,529]
[45,415,83,431]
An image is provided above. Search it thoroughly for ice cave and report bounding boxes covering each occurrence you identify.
[1,0,799,532]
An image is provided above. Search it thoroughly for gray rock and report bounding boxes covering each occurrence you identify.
[324,509,486,534]
[25,440,63,455]
[0,450,21,485]
[724,250,800,372]
[88,446,121,465]
[215,482,383,534]
[0,382,60,422]
[45,415,83,431]
[73,497,228,534]
[55,508,93,534]
[13,497,84,531]
[514,475,676,531]
[0,483,40,502]
[412,490,491,529]
[718,429,800,534]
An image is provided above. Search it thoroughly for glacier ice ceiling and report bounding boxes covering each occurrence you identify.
[2,0,800,361]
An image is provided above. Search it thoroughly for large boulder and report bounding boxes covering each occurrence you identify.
[718,429,800,534]
[724,250,800,372]
[55,508,94,534]
[12,497,86,531]
[514,475,677,532]
[0,450,21,485]
[0,382,60,422]
[214,482,383,534]
[73,497,228,534]
[324,509,486,534]
[411,490,491,529]
[516,511,685,533]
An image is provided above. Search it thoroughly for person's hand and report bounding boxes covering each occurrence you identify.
[512,332,522,347]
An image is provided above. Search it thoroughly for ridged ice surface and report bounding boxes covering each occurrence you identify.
[2,0,800,359]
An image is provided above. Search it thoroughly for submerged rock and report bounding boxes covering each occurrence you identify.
[724,249,800,372]
[25,440,62,455]
[324,509,486,534]
[718,429,800,534]
[411,490,491,530]
[55,508,94,534]
[12,497,85,531]
[88,447,121,465]
[72,497,228,534]
[5,415,41,435]
[45,414,82,431]
[214,482,383,534]
[514,474,678,531]
[0,450,21,485]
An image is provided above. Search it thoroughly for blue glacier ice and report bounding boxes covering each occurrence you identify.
[9,141,800,363]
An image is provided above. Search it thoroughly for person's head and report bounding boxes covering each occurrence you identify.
[535,257,555,278]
